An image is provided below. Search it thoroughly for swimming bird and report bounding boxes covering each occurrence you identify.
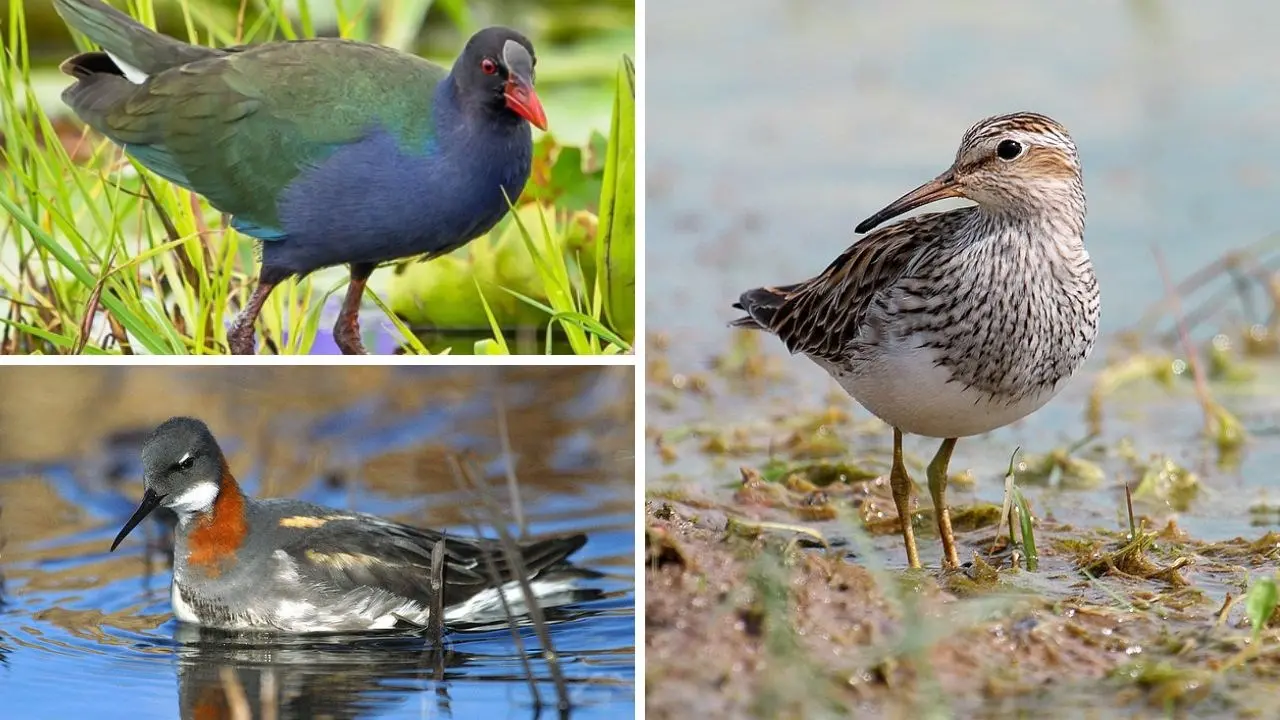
[53,0,547,354]
[733,112,1099,569]
[110,417,591,632]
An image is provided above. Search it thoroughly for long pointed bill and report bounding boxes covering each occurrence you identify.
[111,489,166,551]
[501,39,547,131]
[855,170,965,234]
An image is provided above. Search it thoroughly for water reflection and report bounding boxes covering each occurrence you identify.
[171,620,611,720]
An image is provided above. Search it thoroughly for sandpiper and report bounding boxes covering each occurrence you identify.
[110,416,593,632]
[732,112,1099,569]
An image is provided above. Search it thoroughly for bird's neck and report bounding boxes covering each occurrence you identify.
[184,467,249,575]
[432,73,534,203]
[967,181,1087,259]
[175,465,244,527]
[437,74,524,137]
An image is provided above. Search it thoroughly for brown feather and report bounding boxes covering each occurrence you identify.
[735,210,971,362]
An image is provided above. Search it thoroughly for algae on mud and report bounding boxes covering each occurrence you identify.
[646,305,1280,716]
[646,495,1280,717]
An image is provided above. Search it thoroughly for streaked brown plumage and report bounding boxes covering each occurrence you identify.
[734,112,1099,569]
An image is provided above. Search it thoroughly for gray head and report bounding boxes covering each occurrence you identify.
[856,112,1083,233]
[111,417,230,551]
[454,26,547,131]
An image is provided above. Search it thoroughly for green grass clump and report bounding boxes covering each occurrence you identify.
[0,0,633,354]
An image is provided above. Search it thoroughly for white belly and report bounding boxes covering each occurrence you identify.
[817,344,1061,438]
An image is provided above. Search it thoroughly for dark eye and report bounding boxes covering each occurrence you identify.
[178,456,195,471]
[996,139,1024,161]
[481,58,498,75]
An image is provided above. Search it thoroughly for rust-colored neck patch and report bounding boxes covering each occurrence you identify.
[186,463,248,577]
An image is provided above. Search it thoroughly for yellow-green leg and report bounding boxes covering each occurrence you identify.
[927,438,960,568]
[890,427,920,569]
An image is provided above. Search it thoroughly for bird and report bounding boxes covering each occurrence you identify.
[731,112,1099,570]
[109,417,593,633]
[52,0,548,355]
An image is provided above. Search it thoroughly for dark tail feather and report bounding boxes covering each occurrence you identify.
[731,285,794,330]
[519,533,590,578]
[517,533,605,609]
[53,0,218,75]
[445,533,600,628]
[56,57,139,135]
[58,50,117,80]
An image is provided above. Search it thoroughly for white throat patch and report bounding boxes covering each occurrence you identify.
[168,481,219,517]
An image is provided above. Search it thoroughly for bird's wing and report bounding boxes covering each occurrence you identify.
[54,0,223,75]
[732,212,962,362]
[64,39,446,239]
[277,516,586,609]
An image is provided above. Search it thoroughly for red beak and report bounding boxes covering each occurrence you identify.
[504,77,548,131]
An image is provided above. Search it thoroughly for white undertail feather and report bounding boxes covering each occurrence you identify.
[106,51,148,84]
[443,577,580,624]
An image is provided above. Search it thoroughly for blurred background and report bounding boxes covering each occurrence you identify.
[650,0,1280,345]
[0,365,635,718]
[648,0,1280,536]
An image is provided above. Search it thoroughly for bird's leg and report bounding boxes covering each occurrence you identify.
[927,438,960,569]
[227,280,278,355]
[334,263,376,355]
[890,427,921,569]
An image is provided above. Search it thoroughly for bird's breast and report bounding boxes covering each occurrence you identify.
[829,235,1098,436]
[820,345,1063,438]
[266,124,532,275]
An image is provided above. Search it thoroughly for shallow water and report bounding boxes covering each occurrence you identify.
[646,0,1280,542]
[0,366,635,718]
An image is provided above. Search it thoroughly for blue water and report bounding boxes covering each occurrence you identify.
[0,366,635,719]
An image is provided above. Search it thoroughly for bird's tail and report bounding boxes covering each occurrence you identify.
[521,533,589,572]
[731,285,798,330]
[54,0,217,80]
[444,534,605,627]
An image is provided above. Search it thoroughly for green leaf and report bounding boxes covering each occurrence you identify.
[595,54,635,345]
[0,191,169,354]
[473,276,511,355]
[1012,486,1038,571]
[1247,576,1278,642]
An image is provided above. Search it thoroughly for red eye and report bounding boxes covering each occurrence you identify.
[481,58,498,75]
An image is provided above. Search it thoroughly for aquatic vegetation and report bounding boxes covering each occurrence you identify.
[646,246,1280,713]
[0,0,634,354]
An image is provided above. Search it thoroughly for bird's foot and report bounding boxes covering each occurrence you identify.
[333,315,368,355]
[227,317,257,355]
[334,265,373,355]
[227,279,279,355]
[890,427,922,569]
